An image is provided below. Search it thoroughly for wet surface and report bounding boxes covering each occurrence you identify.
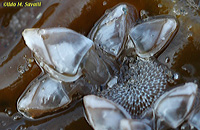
[0,0,200,129]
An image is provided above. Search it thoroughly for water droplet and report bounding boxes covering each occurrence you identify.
[5,108,12,116]
[173,8,180,15]
[161,37,166,41]
[25,65,29,71]
[17,65,25,74]
[28,58,34,63]
[39,62,44,67]
[181,125,185,129]
[140,10,149,19]
[107,76,118,88]
[158,3,163,8]
[28,63,32,68]
[165,57,170,63]
[7,110,12,116]
[116,24,119,28]
[173,73,179,80]
[181,64,195,76]
[18,125,27,130]
[36,13,42,19]
[23,55,27,59]
[13,113,22,120]
[173,6,188,16]
[39,29,46,35]
[1,121,6,127]
[187,33,193,39]
[105,9,111,14]
[103,1,107,6]
[187,25,192,30]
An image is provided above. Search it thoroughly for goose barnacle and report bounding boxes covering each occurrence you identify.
[18,4,200,130]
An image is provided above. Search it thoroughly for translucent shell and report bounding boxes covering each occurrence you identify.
[83,95,152,130]
[129,15,179,58]
[83,49,111,85]
[154,82,198,128]
[88,3,138,57]
[17,75,71,119]
[83,95,131,130]
[189,106,200,130]
[22,27,93,82]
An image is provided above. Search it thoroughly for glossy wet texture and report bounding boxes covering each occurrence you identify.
[0,0,200,129]
[84,83,198,130]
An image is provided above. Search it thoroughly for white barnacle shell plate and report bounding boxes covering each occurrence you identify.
[154,82,198,128]
[83,95,131,130]
[17,74,71,119]
[88,3,138,57]
[83,49,111,85]
[188,98,200,130]
[22,27,93,82]
[129,15,179,58]
[189,107,200,130]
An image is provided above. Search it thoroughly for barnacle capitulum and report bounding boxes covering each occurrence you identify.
[17,74,71,119]
[129,15,179,58]
[154,82,198,129]
[22,27,93,82]
[83,49,111,85]
[83,95,131,130]
[88,3,138,57]
[99,57,170,117]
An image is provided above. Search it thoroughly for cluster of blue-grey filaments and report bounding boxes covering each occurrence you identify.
[99,57,170,117]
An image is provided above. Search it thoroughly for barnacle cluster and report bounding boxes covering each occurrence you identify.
[19,2,200,130]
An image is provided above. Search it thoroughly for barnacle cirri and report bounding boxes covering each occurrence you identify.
[99,57,170,117]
